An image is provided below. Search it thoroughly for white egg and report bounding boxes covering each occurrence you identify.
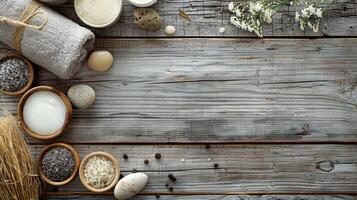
[114,173,149,200]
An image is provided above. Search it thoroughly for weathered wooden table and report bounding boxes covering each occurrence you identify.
[2,0,357,199]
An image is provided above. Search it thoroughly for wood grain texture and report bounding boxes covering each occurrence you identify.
[33,144,357,193]
[52,0,357,37]
[1,38,357,143]
[44,195,357,200]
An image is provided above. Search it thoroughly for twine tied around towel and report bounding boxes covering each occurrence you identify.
[0,1,48,52]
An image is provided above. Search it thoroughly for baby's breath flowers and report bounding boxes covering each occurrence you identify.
[295,1,325,32]
[228,0,332,37]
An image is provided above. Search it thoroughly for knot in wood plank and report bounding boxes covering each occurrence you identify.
[316,160,335,172]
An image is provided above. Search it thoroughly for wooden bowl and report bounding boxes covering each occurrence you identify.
[37,143,80,186]
[0,53,34,96]
[79,151,120,192]
[17,86,72,140]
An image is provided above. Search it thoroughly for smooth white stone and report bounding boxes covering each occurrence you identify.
[114,173,149,200]
[68,84,96,109]
[219,27,226,34]
[87,51,114,72]
[165,25,176,35]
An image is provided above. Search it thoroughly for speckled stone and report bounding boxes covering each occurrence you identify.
[68,84,96,109]
[133,8,162,31]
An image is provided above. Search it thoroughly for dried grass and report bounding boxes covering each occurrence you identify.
[0,112,41,200]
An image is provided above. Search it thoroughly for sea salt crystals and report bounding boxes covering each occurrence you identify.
[0,58,30,93]
[23,91,67,135]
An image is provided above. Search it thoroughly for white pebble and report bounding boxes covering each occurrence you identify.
[219,27,226,34]
[207,158,211,162]
[68,84,96,109]
[165,25,176,35]
[181,158,185,162]
[114,173,148,200]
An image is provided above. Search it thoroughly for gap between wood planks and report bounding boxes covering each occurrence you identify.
[43,191,357,196]
[95,36,357,39]
[29,140,357,145]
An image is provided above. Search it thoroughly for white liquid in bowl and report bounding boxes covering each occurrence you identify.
[23,91,66,135]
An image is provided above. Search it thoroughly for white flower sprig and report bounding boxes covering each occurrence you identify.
[228,0,331,37]
[295,1,325,32]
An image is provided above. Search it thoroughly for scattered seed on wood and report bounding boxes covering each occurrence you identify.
[156,194,160,198]
[178,9,191,22]
[168,173,176,182]
[168,186,174,192]
[0,57,30,92]
[123,154,128,159]
[132,168,137,173]
[41,147,75,182]
[155,153,161,159]
[144,159,149,164]
[213,163,219,168]
[165,183,169,188]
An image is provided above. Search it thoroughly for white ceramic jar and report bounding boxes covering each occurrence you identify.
[74,0,123,28]
[128,0,157,7]
[38,0,69,5]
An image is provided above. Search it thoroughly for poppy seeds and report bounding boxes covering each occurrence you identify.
[41,147,75,182]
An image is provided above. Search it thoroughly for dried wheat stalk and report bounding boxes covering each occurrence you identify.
[0,112,41,200]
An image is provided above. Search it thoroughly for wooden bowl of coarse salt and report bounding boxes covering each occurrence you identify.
[0,53,34,96]
[17,86,72,140]
[37,143,80,186]
[79,151,120,192]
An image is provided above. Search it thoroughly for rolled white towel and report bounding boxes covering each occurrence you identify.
[0,0,95,79]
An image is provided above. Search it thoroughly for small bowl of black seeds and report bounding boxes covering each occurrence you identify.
[0,53,34,96]
[37,143,80,186]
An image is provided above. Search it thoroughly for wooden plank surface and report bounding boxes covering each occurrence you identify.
[32,144,357,194]
[44,195,357,200]
[2,1,357,197]
[52,0,357,37]
[2,38,357,143]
